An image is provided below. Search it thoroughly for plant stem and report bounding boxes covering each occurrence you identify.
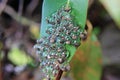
[66,0,70,9]
[56,70,63,80]
[4,5,40,27]
[18,0,24,16]
[0,0,8,15]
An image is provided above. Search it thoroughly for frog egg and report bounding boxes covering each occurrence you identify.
[63,65,70,72]
[59,33,66,38]
[46,55,51,59]
[75,30,81,36]
[33,5,87,79]
[72,39,81,47]
[50,52,56,57]
[45,75,52,80]
[50,38,56,43]
[50,44,56,50]
[80,33,84,38]
[46,17,50,23]
[51,34,57,39]
[54,53,59,58]
[44,46,50,51]
[64,36,72,44]
[46,18,55,25]
[34,45,41,51]
[65,40,71,44]
[36,39,43,44]
[52,70,58,77]
[46,61,52,66]
[56,37,64,44]
[61,15,71,21]
[52,13,57,19]
[80,33,87,40]
[57,27,64,32]
[73,26,79,31]
[67,23,73,29]
[36,50,42,55]
[61,51,68,59]
[55,18,61,24]
[54,32,60,36]
[46,27,55,34]
[61,11,69,17]
[57,46,65,52]
[57,48,62,53]
[62,21,70,27]
[40,61,47,68]
[38,46,45,51]
[56,9,61,15]
[42,52,49,58]
[71,34,77,40]
[72,27,79,33]
[59,63,70,72]
[57,58,65,64]
[43,41,50,46]
[33,44,38,50]
[64,14,71,20]
[49,35,56,43]
[53,64,59,70]
[64,7,71,12]
[65,36,71,41]
[46,29,52,35]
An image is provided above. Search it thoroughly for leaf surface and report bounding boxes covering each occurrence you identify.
[41,0,88,62]
[70,33,102,80]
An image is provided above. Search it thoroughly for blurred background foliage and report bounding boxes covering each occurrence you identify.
[0,0,120,80]
[70,20,102,80]
[99,0,120,28]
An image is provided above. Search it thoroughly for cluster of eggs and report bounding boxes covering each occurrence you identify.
[34,6,86,79]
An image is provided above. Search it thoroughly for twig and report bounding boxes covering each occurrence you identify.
[0,60,2,80]
[3,5,40,27]
[86,19,93,35]
[18,0,24,16]
[55,70,63,80]
[0,0,8,15]
[25,0,39,17]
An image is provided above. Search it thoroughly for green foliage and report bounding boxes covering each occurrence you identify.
[8,47,33,66]
[38,0,101,79]
[93,27,101,36]
[100,0,120,28]
[70,33,102,80]
[41,0,88,37]
[41,0,88,62]
[29,25,40,39]
[0,42,3,60]
[0,42,3,50]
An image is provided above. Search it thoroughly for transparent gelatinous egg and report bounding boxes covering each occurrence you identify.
[34,5,84,79]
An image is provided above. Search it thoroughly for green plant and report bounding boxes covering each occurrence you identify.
[99,0,120,28]
[34,0,101,80]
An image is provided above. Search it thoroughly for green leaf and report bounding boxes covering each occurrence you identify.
[41,0,88,37]
[41,0,67,37]
[29,25,40,39]
[99,0,120,28]
[70,33,102,80]
[8,47,33,66]
[65,45,76,62]
[40,0,88,62]
[70,0,88,28]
